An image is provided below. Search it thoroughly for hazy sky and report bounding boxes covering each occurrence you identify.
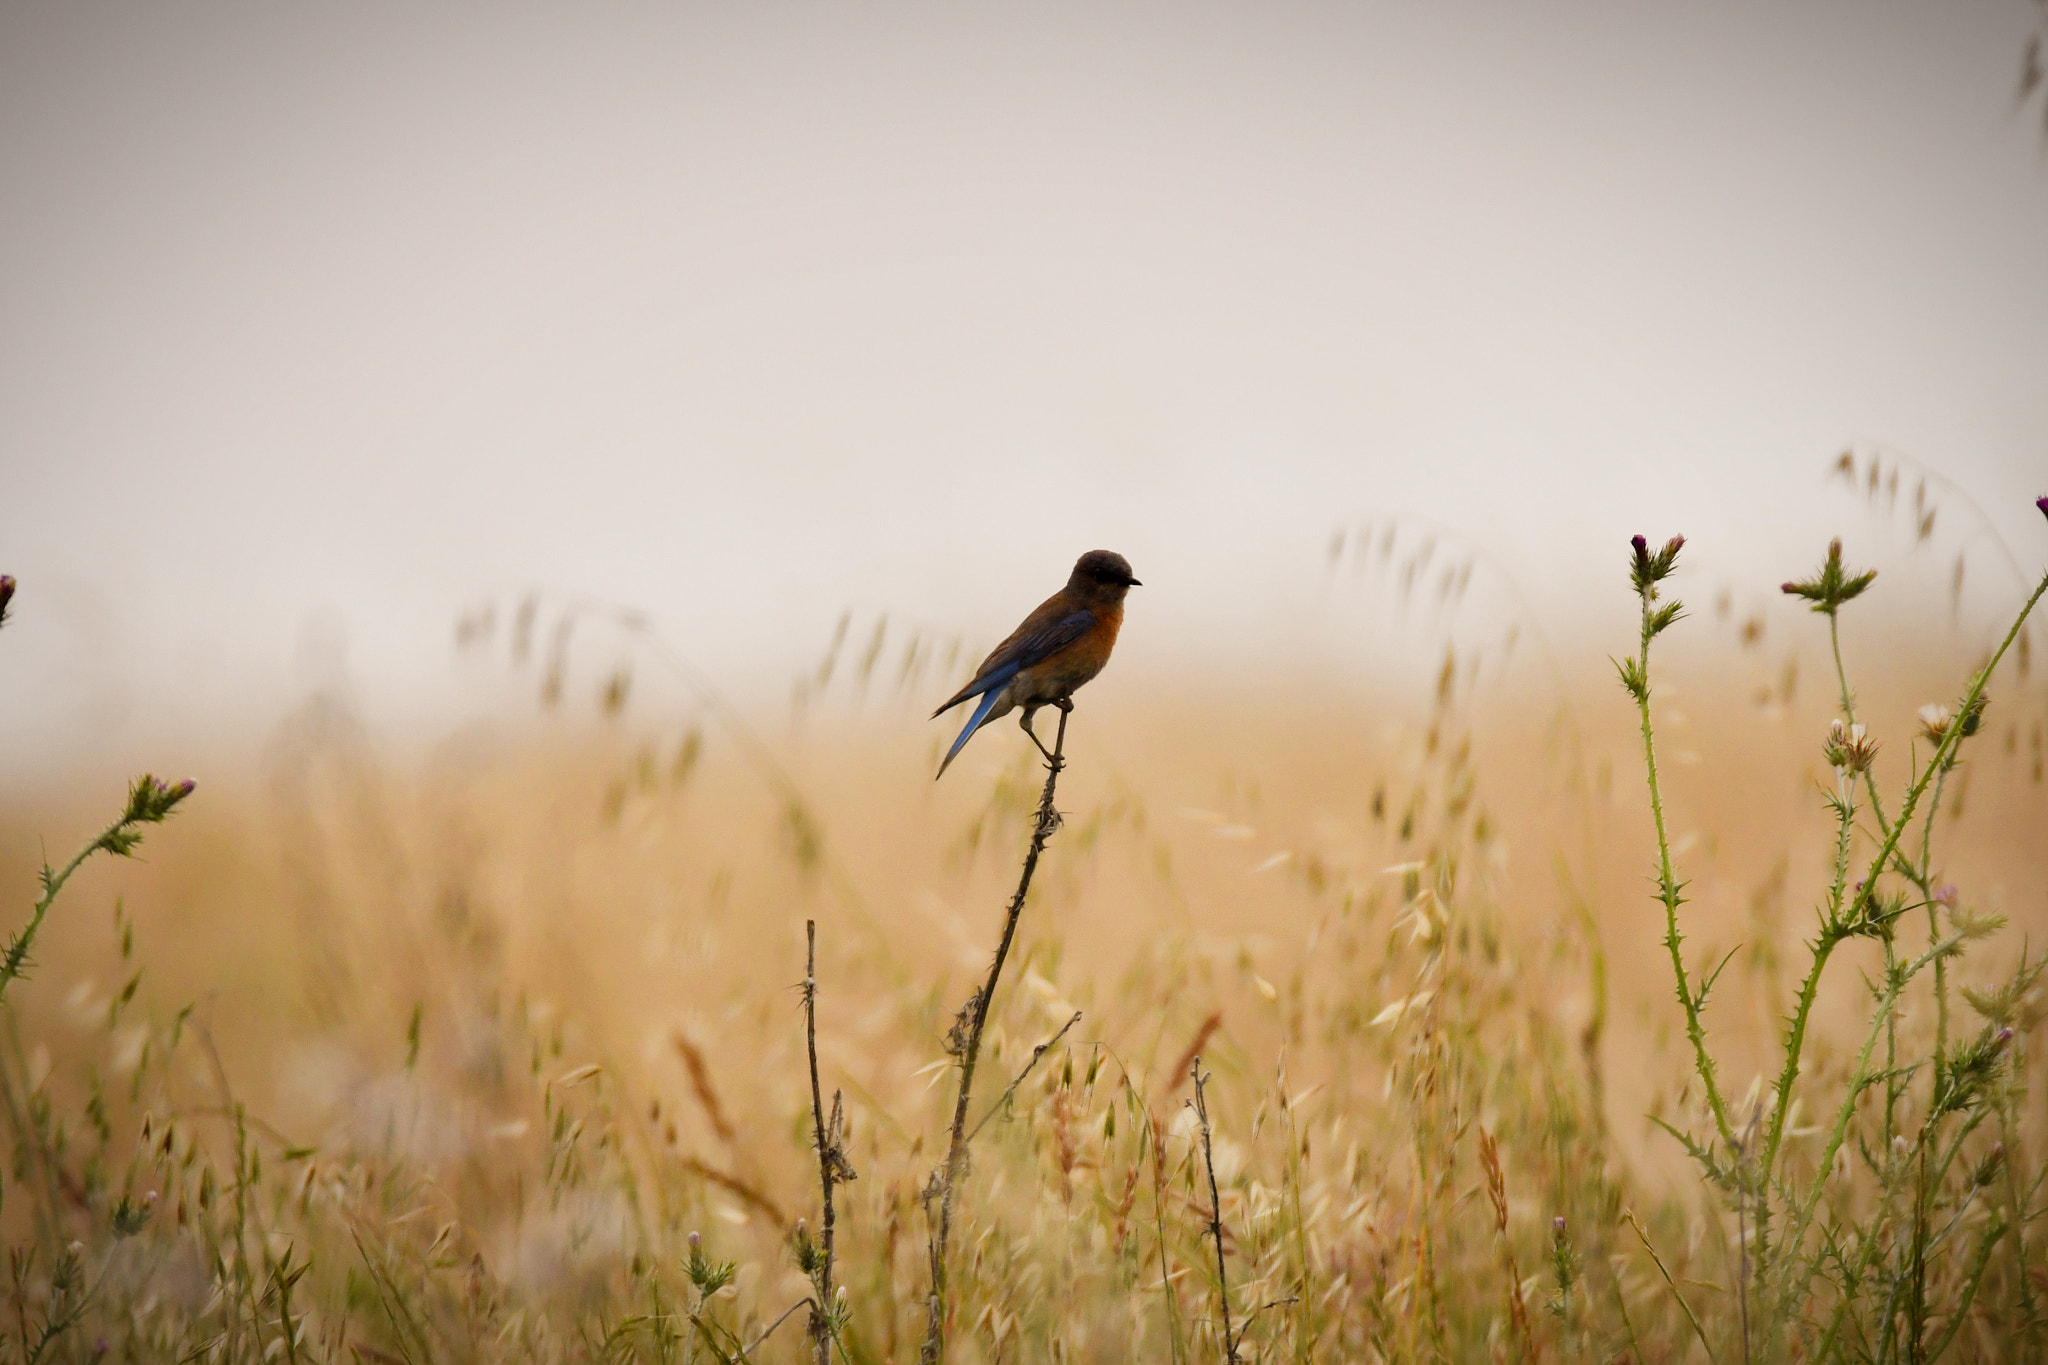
[4,1,2046,770]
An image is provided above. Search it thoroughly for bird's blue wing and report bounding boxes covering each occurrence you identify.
[931,609,1095,715]
[1002,609,1096,671]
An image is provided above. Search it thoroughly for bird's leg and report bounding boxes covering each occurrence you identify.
[1018,706,1058,762]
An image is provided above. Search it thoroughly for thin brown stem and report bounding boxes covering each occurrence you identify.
[803,921,839,1365]
[1191,1059,1242,1365]
[921,704,1070,1364]
[966,1011,1082,1144]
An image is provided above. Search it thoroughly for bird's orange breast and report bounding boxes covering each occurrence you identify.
[1017,601,1121,701]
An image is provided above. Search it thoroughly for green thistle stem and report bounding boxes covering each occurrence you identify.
[1631,581,1738,1156]
[1769,564,2048,1306]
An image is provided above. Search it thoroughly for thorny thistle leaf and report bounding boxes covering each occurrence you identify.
[793,1220,823,1275]
[684,1232,737,1296]
[1960,950,2045,1027]
[1949,901,2007,944]
[1645,600,1686,640]
[1930,1027,2014,1120]
[1692,945,1740,1011]
[1831,884,1906,943]
[1781,538,1876,616]
[1613,655,1648,702]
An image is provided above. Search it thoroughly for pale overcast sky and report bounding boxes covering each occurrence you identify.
[4,1,2046,772]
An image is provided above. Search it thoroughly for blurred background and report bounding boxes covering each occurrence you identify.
[3,0,2046,777]
[2,0,2046,1172]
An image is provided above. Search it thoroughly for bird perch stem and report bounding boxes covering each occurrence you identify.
[920,704,1069,1364]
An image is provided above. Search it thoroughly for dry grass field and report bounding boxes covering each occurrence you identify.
[3,482,2045,1362]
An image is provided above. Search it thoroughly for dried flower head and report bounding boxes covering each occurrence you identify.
[1823,719,1879,774]
[1918,703,1953,744]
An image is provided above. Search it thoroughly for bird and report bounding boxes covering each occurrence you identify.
[931,550,1141,779]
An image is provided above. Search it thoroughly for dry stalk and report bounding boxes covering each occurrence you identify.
[803,920,855,1365]
[966,1010,1082,1145]
[1190,1058,1242,1365]
[1478,1128,1536,1365]
[920,703,1070,1364]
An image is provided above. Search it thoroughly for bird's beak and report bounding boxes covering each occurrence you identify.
[1127,577,1143,587]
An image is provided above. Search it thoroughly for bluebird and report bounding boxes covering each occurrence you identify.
[931,550,1141,778]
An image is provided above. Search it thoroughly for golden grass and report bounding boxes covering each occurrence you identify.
[2,513,2045,1362]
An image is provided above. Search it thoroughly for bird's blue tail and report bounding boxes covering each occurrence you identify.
[935,688,1004,778]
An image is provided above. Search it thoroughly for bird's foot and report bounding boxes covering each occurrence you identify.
[1019,709,1058,762]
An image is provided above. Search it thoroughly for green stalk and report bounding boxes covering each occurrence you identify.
[2,777,195,1006]
[1828,612,1856,725]
[1922,1217,2004,1364]
[1754,927,1838,1282]
[1824,609,1906,1168]
[1,824,125,1006]
[1998,1073,2041,1364]
[1916,765,1954,1066]
[1632,588,1738,1156]
[1813,1216,1890,1363]
[1760,568,2047,1229]
[1780,930,1966,1311]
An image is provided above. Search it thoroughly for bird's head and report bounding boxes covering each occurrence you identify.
[1069,550,1141,604]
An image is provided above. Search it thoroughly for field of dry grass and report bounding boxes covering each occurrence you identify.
[2,484,2045,1362]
